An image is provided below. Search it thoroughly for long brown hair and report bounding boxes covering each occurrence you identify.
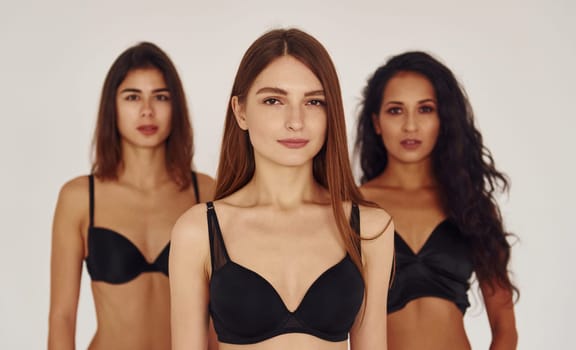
[215,28,369,272]
[91,42,193,189]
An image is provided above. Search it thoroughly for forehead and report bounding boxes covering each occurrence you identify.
[119,68,166,88]
[249,55,323,93]
[383,71,435,100]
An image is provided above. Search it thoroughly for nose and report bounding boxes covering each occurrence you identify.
[285,105,304,131]
[402,110,417,132]
[140,98,154,118]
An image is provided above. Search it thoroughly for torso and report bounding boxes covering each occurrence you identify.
[207,199,361,350]
[361,183,472,350]
[83,175,200,350]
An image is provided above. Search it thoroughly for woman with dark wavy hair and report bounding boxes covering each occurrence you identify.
[170,28,394,350]
[355,51,518,349]
[48,42,214,349]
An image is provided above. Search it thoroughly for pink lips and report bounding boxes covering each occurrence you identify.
[277,138,309,149]
[137,125,158,136]
[400,139,422,150]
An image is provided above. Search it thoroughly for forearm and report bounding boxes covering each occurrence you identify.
[489,328,518,350]
[48,315,76,350]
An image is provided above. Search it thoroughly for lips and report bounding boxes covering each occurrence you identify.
[400,139,422,149]
[137,125,158,135]
[277,138,309,149]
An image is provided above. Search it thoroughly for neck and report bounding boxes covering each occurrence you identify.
[117,143,171,190]
[243,161,328,209]
[379,158,436,190]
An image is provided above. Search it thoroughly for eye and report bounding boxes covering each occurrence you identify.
[124,94,140,101]
[419,105,435,113]
[263,98,281,105]
[386,107,402,115]
[307,99,326,107]
[155,94,171,101]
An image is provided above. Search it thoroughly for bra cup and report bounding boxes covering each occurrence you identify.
[154,242,171,276]
[210,263,290,337]
[86,227,169,284]
[295,258,364,334]
[210,257,365,342]
[388,221,474,314]
[420,232,473,280]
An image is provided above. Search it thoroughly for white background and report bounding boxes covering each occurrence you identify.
[0,0,574,348]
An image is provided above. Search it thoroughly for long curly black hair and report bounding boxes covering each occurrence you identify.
[355,51,518,298]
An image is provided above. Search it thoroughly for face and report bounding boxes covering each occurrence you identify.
[232,55,327,168]
[373,71,440,166]
[116,68,172,149]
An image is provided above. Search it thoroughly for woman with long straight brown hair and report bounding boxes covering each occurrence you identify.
[48,42,214,350]
[169,28,395,350]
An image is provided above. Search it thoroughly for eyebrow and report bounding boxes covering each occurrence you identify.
[255,87,325,97]
[384,98,436,105]
[119,88,170,94]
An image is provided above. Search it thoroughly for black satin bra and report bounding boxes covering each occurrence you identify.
[387,219,474,314]
[207,202,365,344]
[85,173,199,284]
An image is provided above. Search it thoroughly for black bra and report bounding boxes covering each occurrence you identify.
[387,219,474,314]
[85,173,199,284]
[207,202,364,344]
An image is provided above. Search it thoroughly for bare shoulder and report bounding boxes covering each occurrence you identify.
[52,175,91,239]
[194,172,215,186]
[59,175,89,200]
[170,202,213,276]
[193,171,215,202]
[357,204,394,240]
[55,176,90,217]
[171,202,211,250]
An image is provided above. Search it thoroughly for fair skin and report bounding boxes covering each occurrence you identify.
[170,55,394,350]
[48,68,214,350]
[361,71,517,350]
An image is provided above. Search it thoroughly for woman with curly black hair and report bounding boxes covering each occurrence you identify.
[355,51,518,349]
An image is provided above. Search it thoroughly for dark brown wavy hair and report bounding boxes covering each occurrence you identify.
[215,28,370,273]
[91,42,193,189]
[355,51,518,298]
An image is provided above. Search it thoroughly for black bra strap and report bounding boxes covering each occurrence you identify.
[191,171,200,203]
[350,203,361,257]
[206,202,230,271]
[88,175,95,228]
[350,203,360,235]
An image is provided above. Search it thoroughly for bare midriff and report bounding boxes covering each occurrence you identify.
[87,274,171,350]
[388,297,471,350]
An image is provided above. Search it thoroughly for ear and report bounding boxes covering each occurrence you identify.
[231,96,248,131]
[372,113,381,135]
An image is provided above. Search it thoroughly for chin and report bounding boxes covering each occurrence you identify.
[398,155,432,165]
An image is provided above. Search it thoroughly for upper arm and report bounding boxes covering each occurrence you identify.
[480,280,517,340]
[49,177,88,331]
[195,172,215,203]
[170,204,212,350]
[350,206,395,350]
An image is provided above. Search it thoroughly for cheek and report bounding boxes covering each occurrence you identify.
[152,103,172,132]
[162,107,173,127]
[378,119,398,143]
[245,104,280,134]
[245,116,274,146]
[116,106,132,131]
[315,113,328,138]
[424,117,441,144]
